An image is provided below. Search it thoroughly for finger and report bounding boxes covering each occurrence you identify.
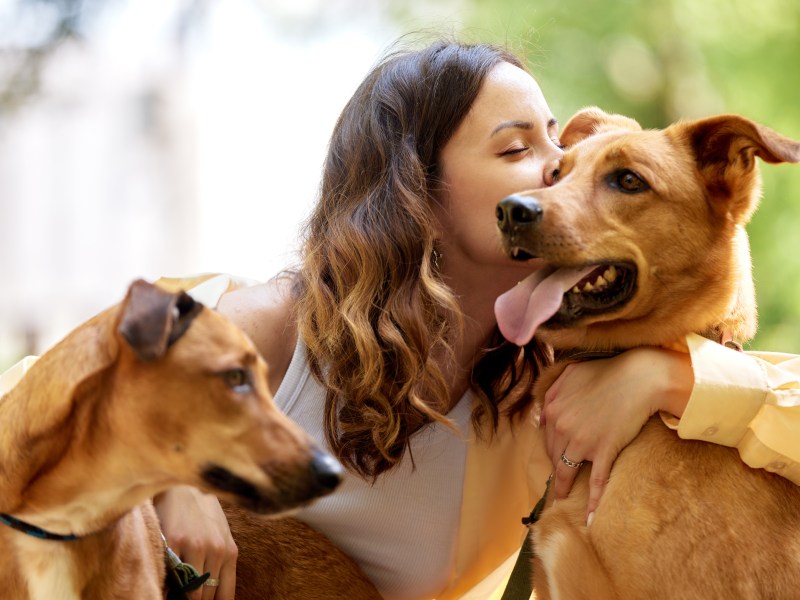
[200,559,224,600]
[552,450,582,499]
[542,364,570,409]
[179,549,207,600]
[542,405,561,463]
[216,553,237,600]
[586,455,612,523]
[544,421,560,469]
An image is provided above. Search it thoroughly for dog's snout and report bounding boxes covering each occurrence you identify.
[310,448,343,492]
[496,195,543,233]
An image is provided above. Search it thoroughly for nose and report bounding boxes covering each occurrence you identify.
[310,448,343,492]
[544,153,563,187]
[545,164,561,186]
[496,194,543,234]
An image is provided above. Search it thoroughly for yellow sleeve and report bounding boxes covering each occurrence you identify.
[0,356,39,397]
[156,273,260,308]
[662,333,800,484]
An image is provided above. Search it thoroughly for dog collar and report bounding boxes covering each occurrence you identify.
[0,512,81,541]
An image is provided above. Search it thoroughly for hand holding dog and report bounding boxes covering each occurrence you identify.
[542,347,694,521]
[155,486,239,600]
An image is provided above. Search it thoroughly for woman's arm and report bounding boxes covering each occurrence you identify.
[542,334,800,522]
[216,276,298,395]
[667,334,800,484]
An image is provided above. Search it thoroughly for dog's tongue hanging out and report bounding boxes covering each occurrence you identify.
[495,266,595,346]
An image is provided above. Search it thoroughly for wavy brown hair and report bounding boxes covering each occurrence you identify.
[295,40,551,478]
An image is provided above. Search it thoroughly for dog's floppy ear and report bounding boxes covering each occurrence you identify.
[560,106,642,148]
[118,279,203,362]
[684,115,800,223]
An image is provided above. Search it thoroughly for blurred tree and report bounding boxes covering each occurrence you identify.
[463,0,800,351]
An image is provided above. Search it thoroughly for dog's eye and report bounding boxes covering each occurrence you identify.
[608,169,649,194]
[222,369,251,392]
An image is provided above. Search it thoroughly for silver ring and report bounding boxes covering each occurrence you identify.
[204,577,220,587]
[560,452,584,469]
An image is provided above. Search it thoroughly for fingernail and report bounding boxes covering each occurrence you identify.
[587,511,595,527]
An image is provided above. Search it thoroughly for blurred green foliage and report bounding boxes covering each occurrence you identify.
[462,0,800,352]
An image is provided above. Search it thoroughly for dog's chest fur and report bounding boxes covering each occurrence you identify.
[16,535,81,600]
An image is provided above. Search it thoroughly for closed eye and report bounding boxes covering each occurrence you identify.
[499,146,529,156]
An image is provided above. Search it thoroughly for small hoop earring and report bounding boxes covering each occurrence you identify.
[431,248,443,270]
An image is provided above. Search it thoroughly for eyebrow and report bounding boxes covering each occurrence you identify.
[491,118,559,137]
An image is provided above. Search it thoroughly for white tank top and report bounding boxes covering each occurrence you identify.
[274,339,474,600]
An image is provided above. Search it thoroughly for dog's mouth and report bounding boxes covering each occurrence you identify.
[495,253,637,345]
[549,262,637,325]
[201,459,340,515]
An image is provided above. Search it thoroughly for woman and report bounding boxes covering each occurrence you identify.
[155,39,800,600]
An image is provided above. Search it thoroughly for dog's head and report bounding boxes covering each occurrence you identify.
[495,107,800,350]
[108,280,343,515]
[4,281,341,524]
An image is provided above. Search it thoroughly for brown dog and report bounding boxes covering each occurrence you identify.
[223,503,383,599]
[0,280,343,600]
[495,108,800,598]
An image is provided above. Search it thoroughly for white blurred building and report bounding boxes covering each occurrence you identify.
[0,0,443,369]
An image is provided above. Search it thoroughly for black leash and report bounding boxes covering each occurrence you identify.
[0,512,81,541]
[500,475,552,600]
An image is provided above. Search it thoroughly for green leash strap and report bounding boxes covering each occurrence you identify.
[163,534,211,600]
[500,474,552,600]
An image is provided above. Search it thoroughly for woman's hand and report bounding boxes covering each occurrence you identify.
[541,347,694,522]
[154,486,238,600]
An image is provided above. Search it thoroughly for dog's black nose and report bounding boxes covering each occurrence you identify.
[310,448,343,492]
[496,195,543,233]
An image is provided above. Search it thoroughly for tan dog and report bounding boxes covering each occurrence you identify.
[495,108,800,599]
[0,280,343,600]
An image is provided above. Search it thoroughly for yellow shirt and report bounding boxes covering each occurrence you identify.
[662,333,800,485]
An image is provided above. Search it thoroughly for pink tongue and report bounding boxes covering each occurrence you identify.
[495,266,597,346]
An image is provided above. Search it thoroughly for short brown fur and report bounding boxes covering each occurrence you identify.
[498,108,800,598]
[223,502,382,599]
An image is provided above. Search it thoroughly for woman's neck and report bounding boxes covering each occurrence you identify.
[438,276,515,409]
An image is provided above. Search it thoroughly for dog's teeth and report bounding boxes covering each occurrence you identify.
[572,286,580,294]
[594,275,607,289]
[583,281,595,292]
[512,248,519,258]
[604,266,618,282]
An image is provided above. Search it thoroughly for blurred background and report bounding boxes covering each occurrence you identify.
[1,0,798,370]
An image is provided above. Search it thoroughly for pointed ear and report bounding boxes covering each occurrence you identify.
[683,115,800,223]
[118,279,203,362]
[560,106,642,147]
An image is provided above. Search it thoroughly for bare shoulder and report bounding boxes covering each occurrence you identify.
[217,276,298,395]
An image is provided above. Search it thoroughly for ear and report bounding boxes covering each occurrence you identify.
[560,106,642,147]
[118,279,203,362]
[683,115,800,223]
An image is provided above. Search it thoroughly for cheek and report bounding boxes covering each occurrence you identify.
[440,180,497,239]
[446,171,507,222]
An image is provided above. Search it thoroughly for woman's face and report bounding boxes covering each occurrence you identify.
[436,61,562,283]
